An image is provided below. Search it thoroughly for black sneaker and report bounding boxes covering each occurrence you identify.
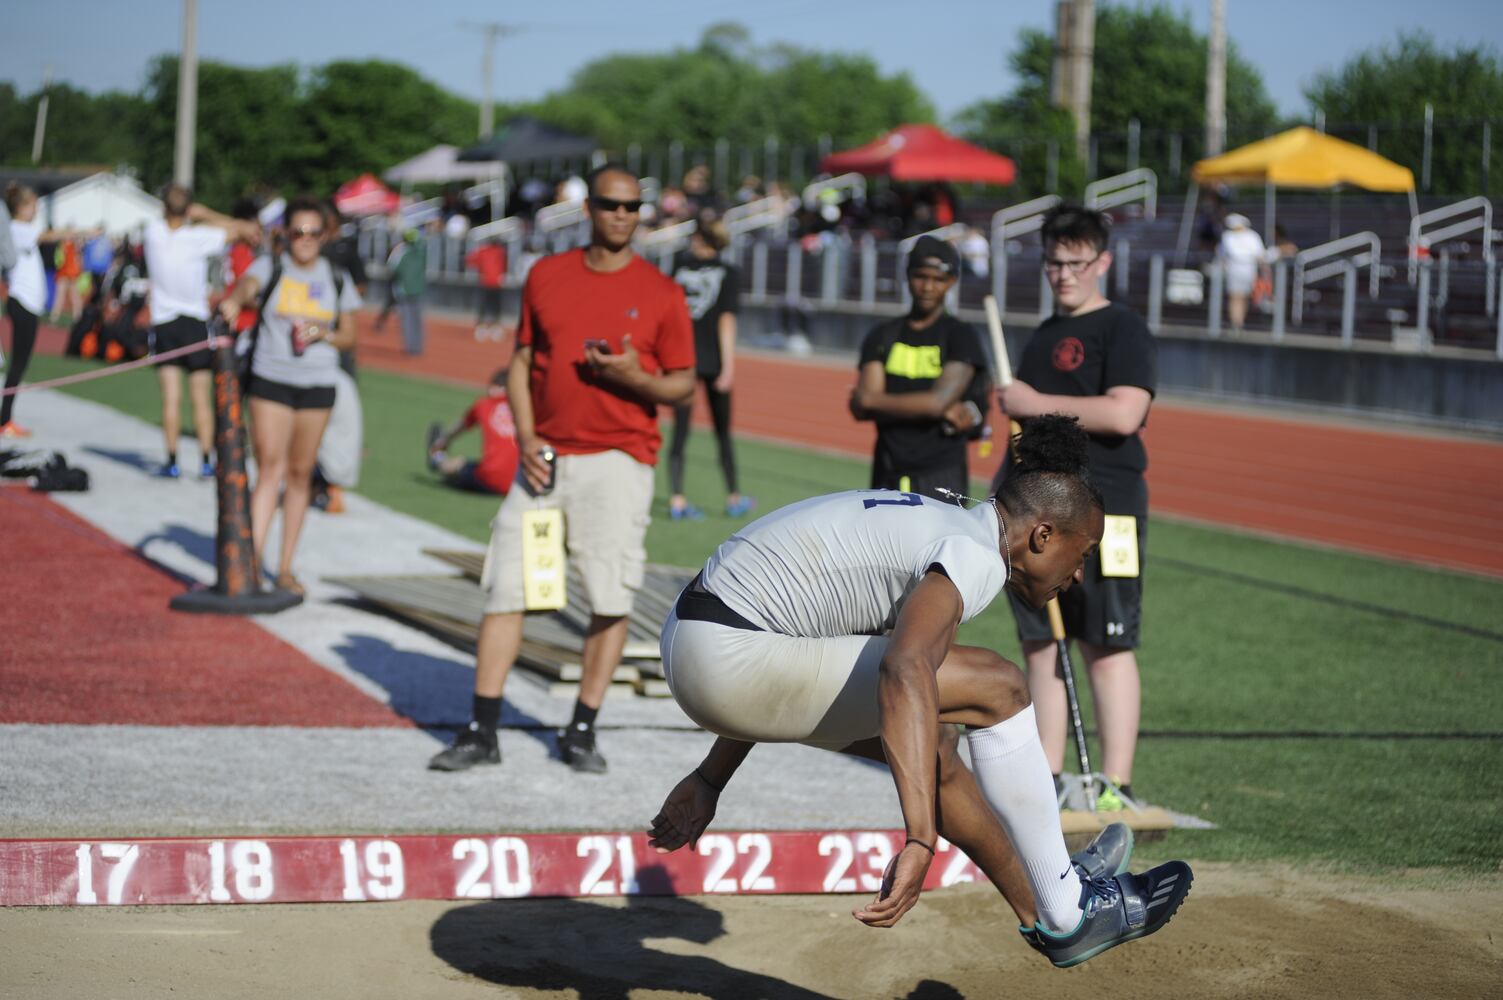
[428,724,500,771]
[1020,861,1194,968]
[557,725,608,774]
[425,422,444,470]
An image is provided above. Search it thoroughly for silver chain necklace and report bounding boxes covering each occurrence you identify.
[935,488,1011,581]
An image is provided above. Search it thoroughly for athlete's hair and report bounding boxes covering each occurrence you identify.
[586,161,639,197]
[4,181,35,215]
[1040,204,1111,254]
[162,183,192,219]
[489,365,509,387]
[997,414,1104,532]
[285,195,324,230]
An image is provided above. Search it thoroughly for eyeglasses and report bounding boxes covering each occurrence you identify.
[290,226,324,239]
[1042,254,1101,275]
[589,196,643,214]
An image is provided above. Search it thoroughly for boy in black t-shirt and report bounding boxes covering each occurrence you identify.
[851,235,989,501]
[991,205,1157,807]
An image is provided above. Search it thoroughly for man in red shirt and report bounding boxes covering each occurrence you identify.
[464,237,508,343]
[426,367,519,495]
[430,163,696,774]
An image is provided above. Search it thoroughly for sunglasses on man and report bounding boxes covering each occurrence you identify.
[589,196,643,214]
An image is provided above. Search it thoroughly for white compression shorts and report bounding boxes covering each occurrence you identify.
[659,607,892,750]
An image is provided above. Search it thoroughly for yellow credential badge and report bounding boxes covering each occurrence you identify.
[521,509,567,610]
[1099,514,1140,579]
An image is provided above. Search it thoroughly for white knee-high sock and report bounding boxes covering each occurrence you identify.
[966,704,1083,933]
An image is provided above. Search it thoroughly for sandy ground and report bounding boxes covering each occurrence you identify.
[2,864,1499,999]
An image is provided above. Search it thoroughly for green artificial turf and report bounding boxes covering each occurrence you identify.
[31,353,1503,871]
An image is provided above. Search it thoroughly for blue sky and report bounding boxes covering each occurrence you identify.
[3,0,1498,125]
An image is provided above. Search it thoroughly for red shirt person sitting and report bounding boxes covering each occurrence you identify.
[426,366,520,494]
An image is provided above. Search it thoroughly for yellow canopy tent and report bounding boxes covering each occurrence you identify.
[1178,126,1417,256]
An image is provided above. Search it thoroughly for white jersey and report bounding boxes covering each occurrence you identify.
[701,490,1007,638]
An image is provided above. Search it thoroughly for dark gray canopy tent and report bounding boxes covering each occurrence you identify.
[458,116,599,167]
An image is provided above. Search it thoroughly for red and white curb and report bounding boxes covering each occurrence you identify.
[1,831,986,906]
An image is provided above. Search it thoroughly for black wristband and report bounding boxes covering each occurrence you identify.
[904,837,936,855]
[694,767,725,792]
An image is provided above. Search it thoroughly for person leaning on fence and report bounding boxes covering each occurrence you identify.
[667,215,753,521]
[429,162,696,775]
[849,235,990,502]
[992,204,1156,810]
[143,184,260,477]
[218,196,361,595]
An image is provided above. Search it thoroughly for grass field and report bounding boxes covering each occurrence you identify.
[28,353,1503,873]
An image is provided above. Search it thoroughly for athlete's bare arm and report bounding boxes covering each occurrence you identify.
[648,736,755,853]
[853,568,963,929]
[851,360,974,422]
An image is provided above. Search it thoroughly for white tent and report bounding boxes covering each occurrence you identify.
[382,145,505,186]
[42,172,161,237]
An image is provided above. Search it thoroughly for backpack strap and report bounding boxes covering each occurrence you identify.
[245,261,282,367]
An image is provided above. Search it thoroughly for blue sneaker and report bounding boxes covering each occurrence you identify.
[199,460,215,479]
[670,504,704,521]
[1020,861,1194,968]
[157,462,181,479]
[725,495,756,518]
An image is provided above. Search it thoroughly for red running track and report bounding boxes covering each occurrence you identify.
[354,312,1503,578]
[0,487,409,728]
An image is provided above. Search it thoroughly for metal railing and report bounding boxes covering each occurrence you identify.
[1408,196,1493,286]
[1084,168,1158,219]
[724,196,792,236]
[534,200,589,253]
[466,217,526,281]
[1293,231,1382,324]
[637,219,698,273]
[989,194,1061,314]
[801,172,867,209]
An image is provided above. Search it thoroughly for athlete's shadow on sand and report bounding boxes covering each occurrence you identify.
[430,888,837,1000]
[330,631,554,752]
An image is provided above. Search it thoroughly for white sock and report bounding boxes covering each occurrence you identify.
[966,704,1083,933]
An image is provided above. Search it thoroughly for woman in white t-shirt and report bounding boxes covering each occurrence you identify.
[3,183,91,437]
[219,197,361,595]
[1216,213,1268,334]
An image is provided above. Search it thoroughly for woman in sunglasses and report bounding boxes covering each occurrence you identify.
[219,196,361,595]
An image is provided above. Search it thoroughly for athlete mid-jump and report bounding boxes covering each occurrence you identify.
[648,414,1191,968]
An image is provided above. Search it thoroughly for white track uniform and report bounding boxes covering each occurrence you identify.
[661,490,1005,748]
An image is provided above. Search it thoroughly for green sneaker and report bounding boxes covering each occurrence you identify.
[1096,785,1126,812]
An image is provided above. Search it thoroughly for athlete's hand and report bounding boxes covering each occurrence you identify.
[713,366,734,393]
[995,380,1044,419]
[218,298,242,324]
[848,384,870,420]
[942,400,979,432]
[852,841,932,929]
[647,771,719,853]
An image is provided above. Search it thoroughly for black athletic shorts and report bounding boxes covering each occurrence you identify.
[247,376,335,410]
[150,316,214,372]
[478,287,503,323]
[1010,510,1147,650]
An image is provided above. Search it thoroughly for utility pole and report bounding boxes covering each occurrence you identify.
[1205,0,1226,158]
[460,21,524,140]
[1051,0,1095,162]
[174,0,199,188]
[31,66,51,163]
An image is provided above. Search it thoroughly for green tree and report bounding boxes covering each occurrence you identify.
[1305,32,1503,195]
[957,2,1279,196]
[0,82,146,170]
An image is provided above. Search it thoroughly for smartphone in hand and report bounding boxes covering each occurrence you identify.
[584,338,611,354]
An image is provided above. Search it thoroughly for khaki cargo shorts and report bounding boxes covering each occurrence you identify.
[480,449,655,617]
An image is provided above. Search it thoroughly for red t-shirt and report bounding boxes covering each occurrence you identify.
[517,249,695,465]
[465,244,507,288]
[463,394,520,494]
[226,242,259,333]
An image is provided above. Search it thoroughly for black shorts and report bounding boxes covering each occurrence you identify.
[1010,511,1147,649]
[478,287,503,323]
[150,316,214,372]
[247,376,335,410]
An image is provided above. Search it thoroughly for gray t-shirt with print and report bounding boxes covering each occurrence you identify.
[246,253,362,388]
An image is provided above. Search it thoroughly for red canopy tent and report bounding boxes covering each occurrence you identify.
[333,173,400,216]
[819,124,1015,185]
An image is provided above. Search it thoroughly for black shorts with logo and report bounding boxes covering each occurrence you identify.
[150,316,214,372]
[1009,483,1148,650]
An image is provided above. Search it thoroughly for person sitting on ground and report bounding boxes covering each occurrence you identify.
[649,414,1193,968]
[426,366,519,496]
